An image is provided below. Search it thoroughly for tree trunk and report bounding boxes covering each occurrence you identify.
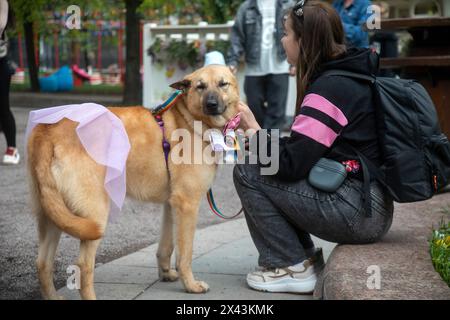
[123,0,143,105]
[23,21,40,92]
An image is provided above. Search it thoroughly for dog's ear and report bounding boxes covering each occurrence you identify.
[170,79,191,91]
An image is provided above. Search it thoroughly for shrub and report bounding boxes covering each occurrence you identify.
[429,218,450,287]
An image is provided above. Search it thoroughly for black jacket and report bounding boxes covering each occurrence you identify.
[255,48,381,181]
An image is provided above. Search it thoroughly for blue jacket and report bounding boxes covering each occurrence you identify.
[333,0,371,48]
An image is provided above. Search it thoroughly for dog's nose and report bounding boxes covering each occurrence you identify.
[204,92,224,115]
[206,99,219,110]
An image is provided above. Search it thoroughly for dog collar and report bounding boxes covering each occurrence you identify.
[152,90,185,115]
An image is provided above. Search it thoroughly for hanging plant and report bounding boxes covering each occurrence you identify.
[206,39,231,57]
[148,38,231,71]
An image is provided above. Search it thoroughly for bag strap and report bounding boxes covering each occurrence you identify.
[337,137,396,219]
[338,141,373,217]
[320,70,397,214]
[321,69,388,183]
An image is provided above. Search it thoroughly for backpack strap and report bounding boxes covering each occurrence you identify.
[338,141,388,218]
[320,69,392,216]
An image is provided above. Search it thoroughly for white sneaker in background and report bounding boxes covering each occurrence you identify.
[2,147,20,165]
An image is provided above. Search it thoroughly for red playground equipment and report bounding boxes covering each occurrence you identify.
[72,64,91,87]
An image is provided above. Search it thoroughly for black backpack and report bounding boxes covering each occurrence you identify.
[322,70,450,209]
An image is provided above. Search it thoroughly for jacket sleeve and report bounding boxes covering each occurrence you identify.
[227,5,246,68]
[253,86,350,181]
[342,0,371,46]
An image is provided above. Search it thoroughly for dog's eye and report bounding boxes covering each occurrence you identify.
[219,82,230,89]
[196,84,207,91]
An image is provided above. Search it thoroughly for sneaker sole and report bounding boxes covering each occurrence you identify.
[246,274,317,294]
[1,161,20,165]
[2,156,20,165]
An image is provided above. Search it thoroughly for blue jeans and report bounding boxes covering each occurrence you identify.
[233,163,394,268]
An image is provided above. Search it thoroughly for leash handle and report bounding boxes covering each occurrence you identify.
[207,188,243,219]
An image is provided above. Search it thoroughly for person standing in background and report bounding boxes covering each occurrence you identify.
[228,0,295,130]
[333,0,372,48]
[370,1,398,77]
[0,0,20,165]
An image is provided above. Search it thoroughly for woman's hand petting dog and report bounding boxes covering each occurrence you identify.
[237,101,261,134]
[236,101,262,151]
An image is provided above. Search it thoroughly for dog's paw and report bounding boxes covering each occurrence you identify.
[185,280,209,294]
[160,269,179,282]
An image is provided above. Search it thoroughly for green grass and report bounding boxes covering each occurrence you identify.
[430,217,450,287]
[10,82,31,92]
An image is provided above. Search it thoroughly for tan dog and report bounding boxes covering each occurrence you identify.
[27,65,240,300]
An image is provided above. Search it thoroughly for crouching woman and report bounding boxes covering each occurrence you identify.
[233,0,393,294]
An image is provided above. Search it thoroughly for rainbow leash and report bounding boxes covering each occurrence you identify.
[207,134,242,219]
[207,123,243,219]
[151,90,243,220]
[207,188,243,220]
[152,90,184,115]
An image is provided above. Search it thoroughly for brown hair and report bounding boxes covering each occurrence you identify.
[288,1,346,112]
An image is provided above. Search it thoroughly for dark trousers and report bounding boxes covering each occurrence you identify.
[244,73,289,130]
[0,57,16,148]
[233,163,394,268]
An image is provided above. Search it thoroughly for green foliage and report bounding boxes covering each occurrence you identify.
[430,218,450,287]
[9,0,244,35]
[9,0,46,25]
[148,37,230,70]
[9,0,123,34]
[166,39,201,69]
[8,0,126,63]
[141,0,244,24]
[8,0,240,71]
[198,0,244,23]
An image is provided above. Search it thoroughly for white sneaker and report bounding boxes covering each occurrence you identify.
[3,147,20,165]
[246,248,324,294]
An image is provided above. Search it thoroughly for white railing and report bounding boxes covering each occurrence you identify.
[143,23,296,117]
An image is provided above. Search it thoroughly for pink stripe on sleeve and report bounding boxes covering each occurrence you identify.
[291,115,339,147]
[301,93,348,126]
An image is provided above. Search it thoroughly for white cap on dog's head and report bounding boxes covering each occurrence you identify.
[204,51,226,67]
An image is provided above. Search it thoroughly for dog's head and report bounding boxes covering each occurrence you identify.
[170,65,240,128]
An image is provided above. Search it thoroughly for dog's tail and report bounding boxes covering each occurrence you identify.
[28,128,103,241]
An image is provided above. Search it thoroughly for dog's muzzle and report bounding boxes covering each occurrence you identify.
[203,92,226,116]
